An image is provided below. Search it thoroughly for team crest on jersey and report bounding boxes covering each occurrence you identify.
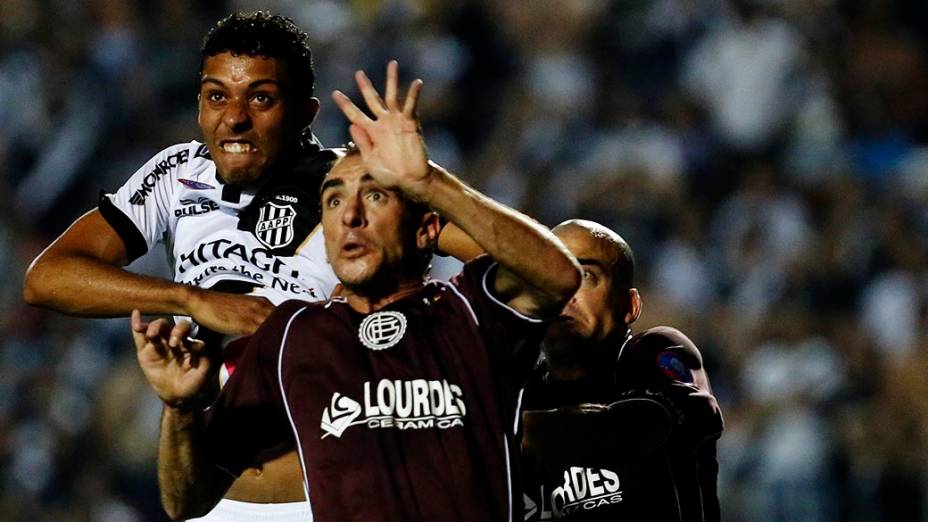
[255,202,296,249]
[359,311,407,351]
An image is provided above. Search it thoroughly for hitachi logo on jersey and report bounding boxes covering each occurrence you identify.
[177,239,299,278]
[129,149,190,205]
[551,467,623,517]
[320,379,467,439]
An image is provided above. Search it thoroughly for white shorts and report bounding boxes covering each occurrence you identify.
[186,499,312,522]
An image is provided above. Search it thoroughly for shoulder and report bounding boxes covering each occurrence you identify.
[270,298,351,330]
[130,141,212,190]
[255,299,315,338]
[270,298,324,323]
[447,255,508,309]
[617,326,706,389]
[449,255,494,285]
[148,141,210,169]
[290,146,342,184]
[265,146,343,194]
[628,327,701,360]
[180,141,214,176]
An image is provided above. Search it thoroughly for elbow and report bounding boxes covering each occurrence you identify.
[22,261,49,306]
[162,505,187,522]
[164,507,195,521]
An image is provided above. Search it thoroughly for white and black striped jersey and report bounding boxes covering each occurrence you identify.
[99,140,340,306]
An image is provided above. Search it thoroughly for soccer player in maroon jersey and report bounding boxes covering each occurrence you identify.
[518,220,723,521]
[132,61,582,521]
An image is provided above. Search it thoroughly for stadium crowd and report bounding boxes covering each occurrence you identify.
[2,0,928,520]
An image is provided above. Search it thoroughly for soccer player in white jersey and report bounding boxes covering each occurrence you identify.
[23,11,339,522]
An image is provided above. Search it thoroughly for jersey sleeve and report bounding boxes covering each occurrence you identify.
[98,143,194,262]
[202,301,305,477]
[615,327,724,447]
[296,227,340,296]
[450,256,552,380]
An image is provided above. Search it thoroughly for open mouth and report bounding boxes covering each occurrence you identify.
[219,140,256,154]
[341,240,368,258]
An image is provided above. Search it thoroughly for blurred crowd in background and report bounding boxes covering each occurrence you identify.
[2,0,928,520]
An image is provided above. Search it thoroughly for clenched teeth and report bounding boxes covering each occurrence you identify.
[222,142,253,153]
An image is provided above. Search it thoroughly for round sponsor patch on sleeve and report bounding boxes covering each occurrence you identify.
[656,350,693,383]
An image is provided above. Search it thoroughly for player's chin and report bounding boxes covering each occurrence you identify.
[217,158,266,185]
[547,320,587,341]
[333,258,380,287]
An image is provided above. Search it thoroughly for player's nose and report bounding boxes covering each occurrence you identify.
[341,193,366,228]
[223,98,252,133]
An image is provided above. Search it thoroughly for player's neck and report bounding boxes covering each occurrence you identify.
[343,278,424,314]
[216,145,299,188]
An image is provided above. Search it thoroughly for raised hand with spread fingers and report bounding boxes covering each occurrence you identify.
[331,60,432,201]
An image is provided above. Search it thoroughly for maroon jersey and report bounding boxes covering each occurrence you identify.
[521,327,723,521]
[204,256,548,521]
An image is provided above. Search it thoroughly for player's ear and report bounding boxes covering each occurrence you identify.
[416,211,442,250]
[624,288,642,325]
[304,97,320,125]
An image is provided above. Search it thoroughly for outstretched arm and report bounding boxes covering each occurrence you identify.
[24,209,273,335]
[332,61,580,318]
[132,311,234,519]
[437,222,484,262]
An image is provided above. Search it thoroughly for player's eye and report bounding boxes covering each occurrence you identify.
[326,196,341,208]
[582,270,598,284]
[251,93,275,106]
[206,91,226,103]
[366,191,385,202]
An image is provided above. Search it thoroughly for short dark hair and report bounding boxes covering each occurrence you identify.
[200,11,315,100]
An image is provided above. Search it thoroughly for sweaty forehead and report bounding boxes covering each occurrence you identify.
[325,154,366,183]
[320,154,374,197]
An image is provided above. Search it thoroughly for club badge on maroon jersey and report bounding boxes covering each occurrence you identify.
[255,202,296,249]
[359,311,407,351]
